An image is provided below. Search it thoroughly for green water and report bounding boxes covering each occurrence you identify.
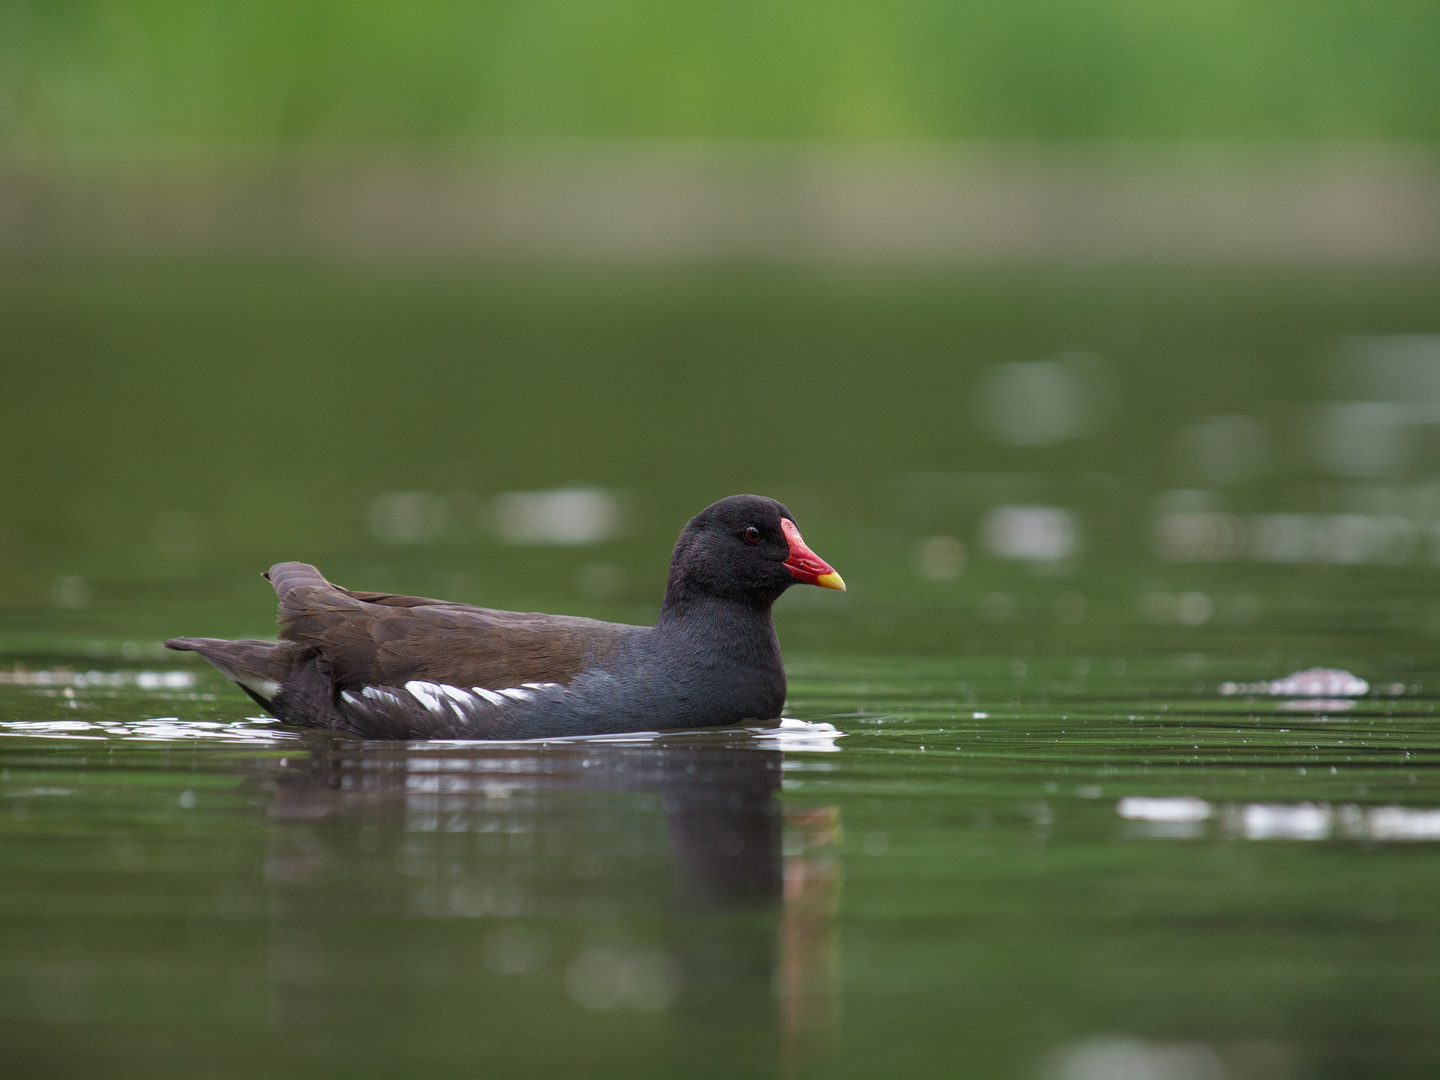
[3,267,1440,1077]
[3,660,1439,1078]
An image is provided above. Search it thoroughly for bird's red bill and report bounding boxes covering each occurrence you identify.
[781,518,846,591]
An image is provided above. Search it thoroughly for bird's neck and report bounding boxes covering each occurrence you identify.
[654,592,782,666]
[650,590,788,722]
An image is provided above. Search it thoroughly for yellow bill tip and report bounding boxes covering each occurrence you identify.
[814,571,846,592]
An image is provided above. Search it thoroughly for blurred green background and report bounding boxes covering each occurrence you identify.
[1,0,1439,660]
[5,8,1440,1080]
[3,0,1439,146]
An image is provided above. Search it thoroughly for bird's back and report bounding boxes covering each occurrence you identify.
[267,562,644,692]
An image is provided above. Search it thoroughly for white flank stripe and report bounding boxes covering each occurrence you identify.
[404,681,451,716]
[499,687,533,703]
[362,686,404,707]
[436,684,477,708]
[472,687,508,707]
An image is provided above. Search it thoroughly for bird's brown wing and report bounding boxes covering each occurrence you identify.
[336,588,449,608]
[265,562,637,691]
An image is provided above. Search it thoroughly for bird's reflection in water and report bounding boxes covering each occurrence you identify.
[264,734,840,1075]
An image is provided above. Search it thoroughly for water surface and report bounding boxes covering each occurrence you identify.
[4,266,1440,1077]
[2,650,1439,1079]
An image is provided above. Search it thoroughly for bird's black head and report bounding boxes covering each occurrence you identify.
[662,495,845,611]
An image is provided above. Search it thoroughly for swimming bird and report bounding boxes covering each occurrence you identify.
[165,495,844,740]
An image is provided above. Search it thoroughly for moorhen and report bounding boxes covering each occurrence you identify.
[165,495,845,740]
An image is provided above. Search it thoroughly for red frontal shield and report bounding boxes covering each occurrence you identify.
[781,519,845,591]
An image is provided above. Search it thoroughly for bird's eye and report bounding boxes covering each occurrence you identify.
[743,526,762,544]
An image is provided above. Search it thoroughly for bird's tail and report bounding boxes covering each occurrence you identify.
[263,561,335,597]
[164,637,306,710]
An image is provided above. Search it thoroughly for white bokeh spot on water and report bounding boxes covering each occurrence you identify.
[980,505,1078,562]
[421,717,844,752]
[564,946,680,1012]
[1117,796,1212,823]
[0,717,297,745]
[0,668,196,690]
[1044,1035,1224,1080]
[1119,799,1440,844]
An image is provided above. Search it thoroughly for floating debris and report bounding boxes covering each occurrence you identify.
[1265,668,1369,697]
[1219,667,1371,709]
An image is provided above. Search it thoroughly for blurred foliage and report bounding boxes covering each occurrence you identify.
[1,0,1438,148]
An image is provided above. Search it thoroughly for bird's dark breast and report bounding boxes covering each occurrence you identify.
[735,665,787,722]
[660,645,787,726]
